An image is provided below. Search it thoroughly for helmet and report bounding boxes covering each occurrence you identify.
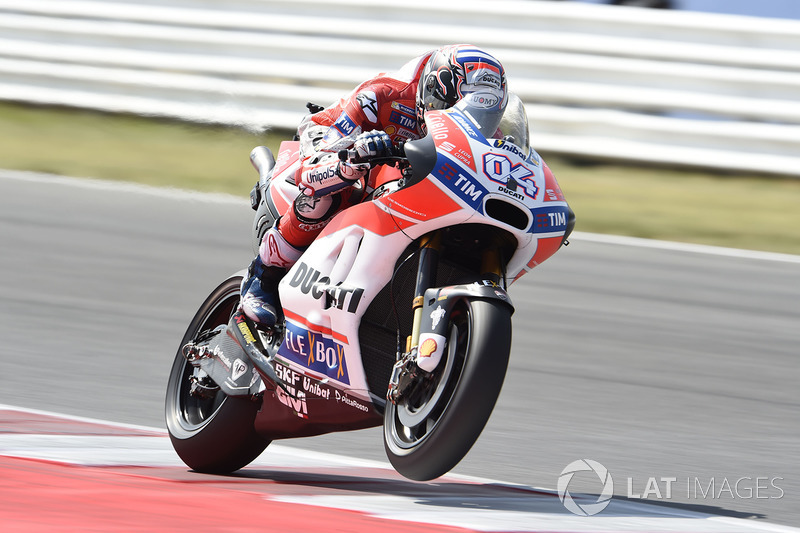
[416,44,508,133]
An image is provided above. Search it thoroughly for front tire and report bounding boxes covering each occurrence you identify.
[384,299,512,481]
[165,276,270,474]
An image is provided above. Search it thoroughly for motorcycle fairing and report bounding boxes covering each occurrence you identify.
[254,358,382,439]
[268,102,571,410]
[432,108,567,221]
[424,108,571,279]
[275,213,468,399]
[214,306,383,435]
[273,183,477,399]
[268,141,303,213]
[276,310,351,385]
[417,282,516,370]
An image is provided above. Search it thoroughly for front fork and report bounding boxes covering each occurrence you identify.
[387,232,506,404]
[408,232,442,354]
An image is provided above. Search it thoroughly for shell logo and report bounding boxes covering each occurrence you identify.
[419,338,438,358]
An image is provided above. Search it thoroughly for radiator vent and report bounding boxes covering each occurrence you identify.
[485,198,529,230]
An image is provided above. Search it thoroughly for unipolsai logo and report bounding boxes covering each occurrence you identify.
[557,459,614,516]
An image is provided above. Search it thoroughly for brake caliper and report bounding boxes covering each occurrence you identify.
[387,349,425,404]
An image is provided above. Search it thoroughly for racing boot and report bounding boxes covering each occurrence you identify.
[240,226,303,327]
[240,256,284,326]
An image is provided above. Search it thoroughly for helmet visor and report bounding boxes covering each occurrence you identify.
[452,89,507,138]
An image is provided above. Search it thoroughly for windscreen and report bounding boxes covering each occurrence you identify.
[453,91,530,158]
[496,93,530,158]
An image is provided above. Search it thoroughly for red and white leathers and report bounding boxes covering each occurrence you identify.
[257,52,434,269]
[245,45,509,325]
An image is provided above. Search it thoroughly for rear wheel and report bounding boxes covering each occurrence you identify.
[165,276,270,473]
[383,299,512,481]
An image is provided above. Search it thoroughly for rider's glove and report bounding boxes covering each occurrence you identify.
[300,158,369,198]
[336,160,370,183]
[353,130,394,161]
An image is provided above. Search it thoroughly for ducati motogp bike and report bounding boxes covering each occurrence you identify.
[165,93,574,481]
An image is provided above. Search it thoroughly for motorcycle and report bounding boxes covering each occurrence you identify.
[165,92,574,481]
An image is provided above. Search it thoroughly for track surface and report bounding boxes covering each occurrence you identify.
[1,170,798,526]
[3,405,797,532]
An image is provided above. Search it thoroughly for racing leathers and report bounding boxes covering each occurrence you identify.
[241,52,432,326]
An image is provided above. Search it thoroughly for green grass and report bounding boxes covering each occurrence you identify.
[555,159,800,254]
[0,102,277,194]
[2,102,799,255]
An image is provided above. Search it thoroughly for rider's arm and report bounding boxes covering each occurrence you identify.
[297,148,368,198]
[296,83,392,198]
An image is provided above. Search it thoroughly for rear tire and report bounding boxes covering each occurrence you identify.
[165,276,270,474]
[383,299,512,481]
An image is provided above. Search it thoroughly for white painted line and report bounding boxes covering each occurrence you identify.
[0,403,389,470]
[3,169,798,263]
[0,434,179,466]
[2,404,799,533]
[0,403,166,434]
[571,231,800,264]
[0,168,248,205]
[270,493,792,533]
[0,433,399,471]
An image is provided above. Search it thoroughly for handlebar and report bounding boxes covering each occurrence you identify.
[337,141,407,167]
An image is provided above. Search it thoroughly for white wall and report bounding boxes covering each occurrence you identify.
[1,0,799,176]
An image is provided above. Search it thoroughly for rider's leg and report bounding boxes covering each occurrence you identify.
[240,191,356,325]
[240,226,302,326]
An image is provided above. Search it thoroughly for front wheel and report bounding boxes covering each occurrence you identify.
[383,299,512,481]
[165,276,270,474]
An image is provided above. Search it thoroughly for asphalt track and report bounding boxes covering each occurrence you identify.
[1,405,796,532]
[1,170,798,527]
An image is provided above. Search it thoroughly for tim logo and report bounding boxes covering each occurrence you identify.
[389,110,416,130]
[325,113,357,141]
[483,153,539,200]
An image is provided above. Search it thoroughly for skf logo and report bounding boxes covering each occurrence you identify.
[274,364,308,419]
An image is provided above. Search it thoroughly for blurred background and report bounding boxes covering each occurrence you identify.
[575,0,800,20]
[1,0,799,253]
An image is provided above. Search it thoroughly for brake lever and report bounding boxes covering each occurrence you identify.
[338,142,408,167]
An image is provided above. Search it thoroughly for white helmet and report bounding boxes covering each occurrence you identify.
[416,44,508,133]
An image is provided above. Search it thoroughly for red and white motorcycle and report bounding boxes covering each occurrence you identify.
[165,93,574,481]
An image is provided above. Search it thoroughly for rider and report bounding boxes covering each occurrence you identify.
[241,44,508,326]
